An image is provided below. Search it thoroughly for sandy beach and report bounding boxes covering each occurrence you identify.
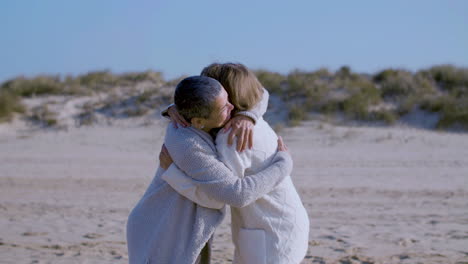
[1,118,467,264]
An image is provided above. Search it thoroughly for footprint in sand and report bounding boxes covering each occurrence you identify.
[338,255,375,264]
[304,256,325,264]
[83,233,104,239]
[22,232,48,236]
[397,238,418,246]
[111,251,123,259]
[318,235,336,240]
[309,240,320,246]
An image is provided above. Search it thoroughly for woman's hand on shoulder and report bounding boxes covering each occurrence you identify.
[168,105,190,129]
[222,115,254,152]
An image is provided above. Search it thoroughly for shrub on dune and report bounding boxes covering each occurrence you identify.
[1,65,467,131]
[335,65,361,82]
[0,90,25,122]
[286,70,329,104]
[1,75,64,97]
[29,104,58,127]
[77,70,118,90]
[342,94,371,120]
[397,95,420,116]
[118,71,165,86]
[320,99,344,114]
[288,104,308,126]
[254,70,286,94]
[427,65,468,93]
[421,96,468,129]
[374,70,418,99]
[369,110,397,124]
[340,78,382,120]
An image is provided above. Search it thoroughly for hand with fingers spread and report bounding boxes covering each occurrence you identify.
[159,144,173,170]
[167,105,190,129]
[223,115,254,152]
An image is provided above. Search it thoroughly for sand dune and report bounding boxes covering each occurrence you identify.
[0,119,467,264]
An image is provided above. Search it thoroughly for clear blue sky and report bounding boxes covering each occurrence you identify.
[1,0,467,82]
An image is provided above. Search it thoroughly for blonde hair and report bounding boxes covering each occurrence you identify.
[201,63,263,112]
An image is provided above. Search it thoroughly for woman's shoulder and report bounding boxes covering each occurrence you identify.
[165,124,216,152]
[165,124,194,142]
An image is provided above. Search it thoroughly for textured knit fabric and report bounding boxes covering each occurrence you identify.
[163,119,309,264]
[126,165,223,264]
[126,124,292,264]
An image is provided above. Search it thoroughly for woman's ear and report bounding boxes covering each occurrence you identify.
[191,117,205,129]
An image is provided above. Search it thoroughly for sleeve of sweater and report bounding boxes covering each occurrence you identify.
[163,127,292,208]
[235,88,269,123]
[162,164,225,209]
[161,134,252,209]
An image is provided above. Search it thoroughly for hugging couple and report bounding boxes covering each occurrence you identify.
[126,63,309,264]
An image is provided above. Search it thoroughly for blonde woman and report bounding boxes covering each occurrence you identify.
[163,63,309,264]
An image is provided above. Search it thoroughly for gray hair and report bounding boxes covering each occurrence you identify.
[174,76,223,122]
